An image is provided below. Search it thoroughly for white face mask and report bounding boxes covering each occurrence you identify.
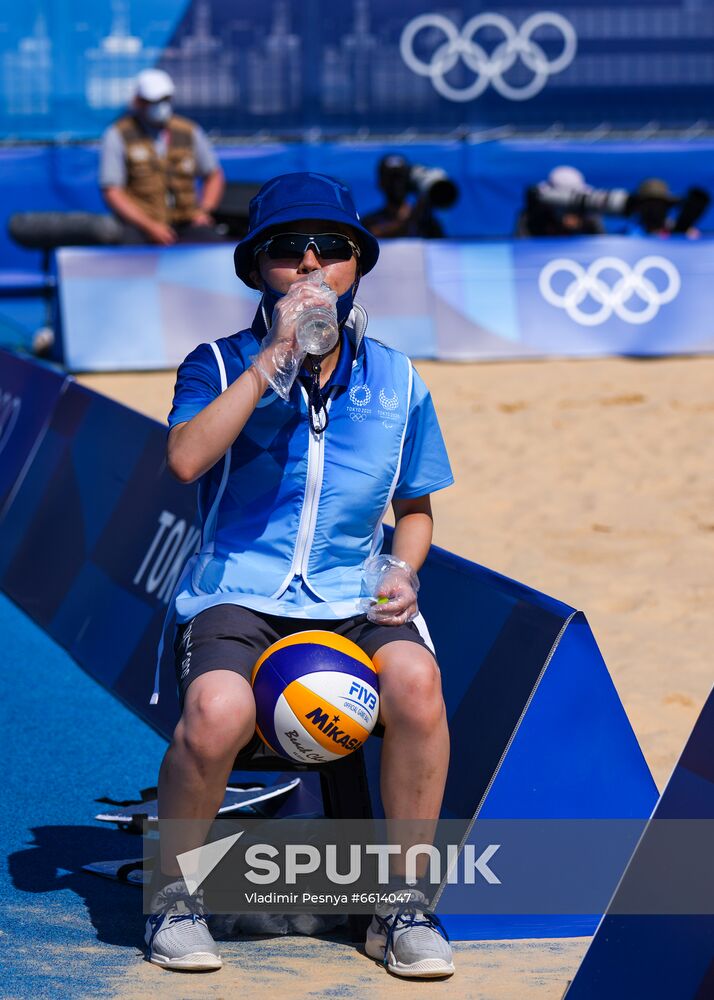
[144,99,172,126]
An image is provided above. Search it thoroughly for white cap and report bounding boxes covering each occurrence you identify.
[135,68,174,102]
[547,165,589,193]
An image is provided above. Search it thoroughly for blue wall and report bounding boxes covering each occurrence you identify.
[2,1,713,139]
[3,138,714,273]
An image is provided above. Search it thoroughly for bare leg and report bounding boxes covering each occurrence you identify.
[373,641,450,881]
[157,670,256,877]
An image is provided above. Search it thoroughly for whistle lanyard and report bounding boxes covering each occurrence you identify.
[298,329,352,435]
[306,360,330,435]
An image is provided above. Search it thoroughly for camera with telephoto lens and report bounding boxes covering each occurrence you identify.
[527,183,632,219]
[379,155,459,209]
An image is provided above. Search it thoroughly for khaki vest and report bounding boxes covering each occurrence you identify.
[116,114,199,225]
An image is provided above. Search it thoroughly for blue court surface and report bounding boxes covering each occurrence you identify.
[0,591,167,998]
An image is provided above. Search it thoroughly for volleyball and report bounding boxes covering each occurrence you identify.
[251,631,380,764]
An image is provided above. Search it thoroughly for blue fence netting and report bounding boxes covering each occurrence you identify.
[2,138,714,276]
[2,0,714,140]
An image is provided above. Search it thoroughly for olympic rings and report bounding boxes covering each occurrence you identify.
[538,256,681,326]
[399,11,577,102]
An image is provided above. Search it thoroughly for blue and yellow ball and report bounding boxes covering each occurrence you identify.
[251,631,380,763]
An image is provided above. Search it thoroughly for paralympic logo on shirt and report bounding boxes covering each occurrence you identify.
[379,389,399,411]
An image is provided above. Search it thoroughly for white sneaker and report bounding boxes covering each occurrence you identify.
[145,879,222,971]
[365,888,455,978]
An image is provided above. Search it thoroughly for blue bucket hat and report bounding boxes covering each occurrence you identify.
[234,171,380,288]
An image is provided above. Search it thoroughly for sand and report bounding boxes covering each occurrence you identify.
[77,354,714,998]
[106,933,587,1000]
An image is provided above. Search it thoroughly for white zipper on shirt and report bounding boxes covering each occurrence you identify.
[271,384,335,598]
[296,402,327,578]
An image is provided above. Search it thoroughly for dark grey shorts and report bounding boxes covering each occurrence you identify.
[173,602,431,708]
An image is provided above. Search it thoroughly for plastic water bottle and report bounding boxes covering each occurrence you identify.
[296,302,339,356]
[295,273,339,355]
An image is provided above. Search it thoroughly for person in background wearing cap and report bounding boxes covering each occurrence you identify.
[517,165,605,237]
[624,177,707,239]
[145,172,456,979]
[99,68,225,246]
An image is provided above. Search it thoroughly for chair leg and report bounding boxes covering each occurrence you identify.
[230,746,377,942]
[317,751,375,942]
[318,750,372,819]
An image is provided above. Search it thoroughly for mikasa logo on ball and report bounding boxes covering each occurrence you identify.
[305,706,363,752]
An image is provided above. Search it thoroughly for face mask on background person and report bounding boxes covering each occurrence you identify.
[143,99,172,127]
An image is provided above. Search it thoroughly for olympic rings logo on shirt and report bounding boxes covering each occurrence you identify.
[399,11,577,102]
[538,256,681,326]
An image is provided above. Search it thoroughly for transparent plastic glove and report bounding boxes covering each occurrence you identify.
[359,554,420,626]
[253,272,338,400]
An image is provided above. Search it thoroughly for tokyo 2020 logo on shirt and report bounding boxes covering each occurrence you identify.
[400,11,577,102]
[347,384,371,422]
[349,385,372,406]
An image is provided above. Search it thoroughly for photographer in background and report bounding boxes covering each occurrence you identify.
[625,178,710,239]
[362,154,457,239]
[517,166,605,237]
[518,167,710,240]
[100,69,225,246]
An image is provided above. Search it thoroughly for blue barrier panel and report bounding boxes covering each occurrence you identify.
[565,686,714,998]
[0,349,68,514]
[0,381,196,738]
[0,369,658,938]
[57,238,714,371]
[2,2,714,139]
[363,547,658,939]
[56,245,259,371]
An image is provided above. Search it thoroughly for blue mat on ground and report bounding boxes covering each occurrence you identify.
[0,592,166,999]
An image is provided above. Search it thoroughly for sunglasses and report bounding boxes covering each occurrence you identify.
[253,232,360,263]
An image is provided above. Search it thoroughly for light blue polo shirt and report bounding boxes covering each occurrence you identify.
[168,304,453,621]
